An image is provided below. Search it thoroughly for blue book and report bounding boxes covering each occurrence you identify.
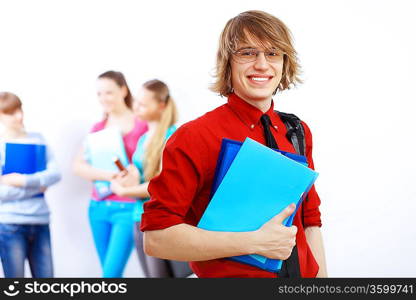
[2,143,47,175]
[211,138,307,239]
[2,143,47,197]
[85,128,129,200]
[197,138,318,272]
[210,138,308,198]
[210,138,309,268]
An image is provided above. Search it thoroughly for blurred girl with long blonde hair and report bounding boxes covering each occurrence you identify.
[111,79,191,277]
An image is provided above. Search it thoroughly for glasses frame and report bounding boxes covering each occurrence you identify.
[232,47,286,64]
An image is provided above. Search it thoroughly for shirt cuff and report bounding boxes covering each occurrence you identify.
[303,214,322,228]
[140,209,185,232]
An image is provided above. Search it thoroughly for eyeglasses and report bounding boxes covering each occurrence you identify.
[232,48,285,63]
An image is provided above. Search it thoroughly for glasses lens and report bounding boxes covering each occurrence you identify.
[233,49,285,63]
[234,49,257,63]
[265,50,284,62]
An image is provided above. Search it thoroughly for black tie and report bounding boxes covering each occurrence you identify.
[260,114,278,149]
[260,114,301,278]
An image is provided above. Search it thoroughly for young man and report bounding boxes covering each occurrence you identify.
[0,92,61,278]
[141,10,327,278]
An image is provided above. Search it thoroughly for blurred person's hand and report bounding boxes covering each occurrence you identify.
[110,180,127,197]
[114,164,140,187]
[1,173,26,187]
[105,171,118,181]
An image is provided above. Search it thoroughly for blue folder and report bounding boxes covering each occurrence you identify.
[210,138,309,268]
[197,138,318,272]
[2,143,47,175]
[85,128,129,200]
[210,138,308,198]
[2,143,47,197]
[211,138,308,232]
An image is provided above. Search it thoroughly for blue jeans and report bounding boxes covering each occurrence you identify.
[0,223,53,278]
[88,200,135,278]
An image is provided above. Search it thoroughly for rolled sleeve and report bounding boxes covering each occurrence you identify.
[140,126,205,232]
[301,121,322,228]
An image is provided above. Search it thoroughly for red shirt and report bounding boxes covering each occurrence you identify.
[141,93,322,277]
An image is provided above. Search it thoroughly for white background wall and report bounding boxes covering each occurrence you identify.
[0,0,415,277]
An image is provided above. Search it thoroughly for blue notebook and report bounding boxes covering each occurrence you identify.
[210,138,308,198]
[2,143,47,175]
[198,138,318,272]
[2,143,47,197]
[85,128,129,200]
[210,138,309,269]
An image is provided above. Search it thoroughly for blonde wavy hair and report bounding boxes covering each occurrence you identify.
[210,10,302,96]
[142,79,178,181]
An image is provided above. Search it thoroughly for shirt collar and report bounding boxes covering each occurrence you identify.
[227,93,279,130]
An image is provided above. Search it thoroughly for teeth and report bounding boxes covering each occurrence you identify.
[251,77,269,81]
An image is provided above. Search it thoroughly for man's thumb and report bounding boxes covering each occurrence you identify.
[273,203,296,224]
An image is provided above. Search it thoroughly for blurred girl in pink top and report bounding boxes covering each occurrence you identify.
[73,71,147,277]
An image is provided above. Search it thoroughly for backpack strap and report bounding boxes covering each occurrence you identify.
[275,111,309,206]
[275,111,306,156]
[275,111,308,278]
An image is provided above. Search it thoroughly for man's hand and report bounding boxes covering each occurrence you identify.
[1,173,26,187]
[252,203,298,260]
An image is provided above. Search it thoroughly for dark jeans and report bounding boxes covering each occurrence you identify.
[134,222,193,278]
[0,223,54,278]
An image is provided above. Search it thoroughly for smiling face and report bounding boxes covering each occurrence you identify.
[230,35,284,105]
[133,88,165,122]
[96,78,128,114]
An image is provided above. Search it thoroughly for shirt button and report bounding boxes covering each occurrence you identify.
[274,125,278,130]
[250,124,255,129]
